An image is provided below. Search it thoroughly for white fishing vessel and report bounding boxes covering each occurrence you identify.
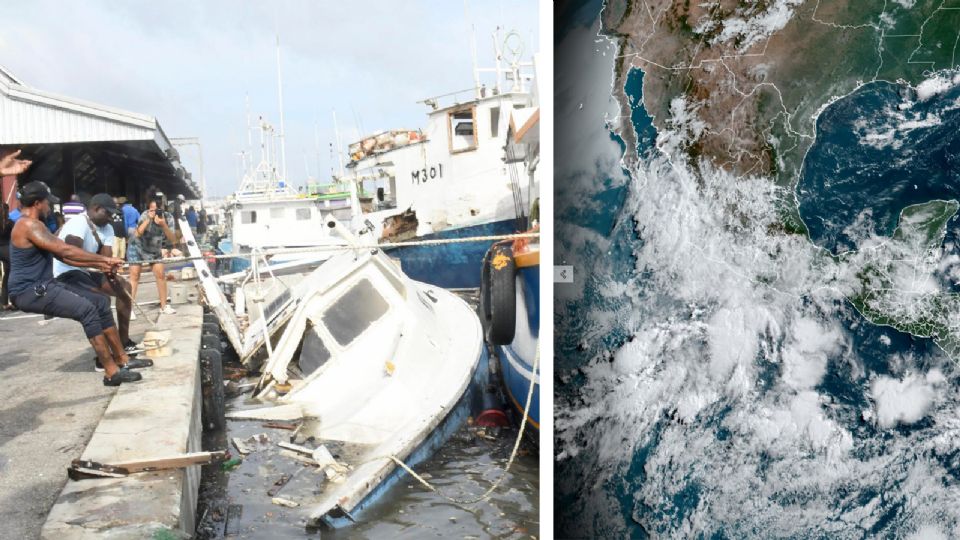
[218,116,359,272]
[343,29,541,288]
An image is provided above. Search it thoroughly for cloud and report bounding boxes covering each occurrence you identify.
[0,1,538,196]
[871,370,942,429]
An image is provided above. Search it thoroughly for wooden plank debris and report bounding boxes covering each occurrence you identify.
[271,497,300,508]
[68,451,227,479]
[226,403,303,421]
[262,421,299,430]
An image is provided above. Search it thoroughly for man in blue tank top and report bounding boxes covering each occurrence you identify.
[9,181,141,386]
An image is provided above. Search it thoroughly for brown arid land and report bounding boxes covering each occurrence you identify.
[602,0,960,203]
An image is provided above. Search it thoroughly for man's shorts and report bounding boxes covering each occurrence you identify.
[56,269,105,289]
[126,241,161,265]
[114,237,127,260]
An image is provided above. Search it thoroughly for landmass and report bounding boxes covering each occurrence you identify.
[601,0,960,353]
[602,0,960,187]
[844,199,960,358]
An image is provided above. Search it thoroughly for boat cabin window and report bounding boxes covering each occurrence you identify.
[241,210,257,224]
[270,207,286,219]
[297,325,331,376]
[296,208,312,220]
[322,278,390,346]
[490,107,500,138]
[448,107,477,153]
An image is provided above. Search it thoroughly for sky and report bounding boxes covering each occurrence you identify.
[0,1,539,197]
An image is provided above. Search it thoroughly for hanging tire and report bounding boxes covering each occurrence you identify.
[485,244,516,345]
[199,348,225,432]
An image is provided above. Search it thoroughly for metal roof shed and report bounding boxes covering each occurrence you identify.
[0,65,199,206]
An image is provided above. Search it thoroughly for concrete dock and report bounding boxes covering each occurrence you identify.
[0,279,205,539]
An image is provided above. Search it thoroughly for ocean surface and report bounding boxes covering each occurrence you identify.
[555,1,960,537]
[798,79,960,255]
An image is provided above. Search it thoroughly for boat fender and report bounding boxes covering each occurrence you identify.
[484,244,516,345]
[199,348,226,432]
[476,385,510,427]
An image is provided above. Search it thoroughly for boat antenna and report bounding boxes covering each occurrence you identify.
[302,149,310,184]
[275,33,288,183]
[351,105,365,141]
[245,93,253,156]
[464,0,481,98]
[332,109,346,179]
[334,109,362,230]
[314,120,323,184]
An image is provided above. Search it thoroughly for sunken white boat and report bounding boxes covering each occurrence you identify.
[185,218,487,526]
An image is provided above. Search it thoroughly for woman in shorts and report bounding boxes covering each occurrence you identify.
[127,199,178,316]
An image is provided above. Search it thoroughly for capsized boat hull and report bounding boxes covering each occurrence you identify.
[248,247,488,525]
[320,346,489,527]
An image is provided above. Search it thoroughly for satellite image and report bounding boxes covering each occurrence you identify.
[555,0,960,537]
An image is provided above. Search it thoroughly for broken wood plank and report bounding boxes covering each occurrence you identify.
[262,421,298,430]
[267,467,303,497]
[278,449,317,466]
[69,451,227,480]
[226,403,303,421]
[67,463,129,480]
[271,497,299,508]
[232,437,254,456]
[112,450,227,472]
[277,441,314,455]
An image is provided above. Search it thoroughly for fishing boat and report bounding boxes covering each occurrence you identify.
[342,30,540,288]
[479,97,540,439]
[185,216,487,527]
[218,116,359,273]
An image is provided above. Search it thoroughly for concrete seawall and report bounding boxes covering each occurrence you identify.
[41,304,204,539]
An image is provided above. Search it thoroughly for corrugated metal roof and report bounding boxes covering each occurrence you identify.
[0,66,158,145]
[0,64,201,198]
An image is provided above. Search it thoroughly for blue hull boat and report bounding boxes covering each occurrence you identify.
[384,218,520,289]
[480,236,540,438]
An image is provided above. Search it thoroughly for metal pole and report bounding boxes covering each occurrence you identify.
[276,34,288,183]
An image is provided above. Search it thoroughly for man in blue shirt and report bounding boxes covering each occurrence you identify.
[122,200,140,236]
[186,205,198,233]
[55,193,149,368]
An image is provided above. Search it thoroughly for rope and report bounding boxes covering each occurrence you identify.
[359,340,539,506]
[121,232,540,268]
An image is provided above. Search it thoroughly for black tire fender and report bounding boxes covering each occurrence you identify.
[199,348,225,432]
[485,244,516,345]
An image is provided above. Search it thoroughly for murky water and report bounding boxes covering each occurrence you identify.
[196,293,539,539]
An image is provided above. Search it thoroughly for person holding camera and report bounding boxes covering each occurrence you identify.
[126,199,178,316]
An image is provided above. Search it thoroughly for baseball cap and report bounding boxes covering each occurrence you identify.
[90,193,118,213]
[19,181,61,206]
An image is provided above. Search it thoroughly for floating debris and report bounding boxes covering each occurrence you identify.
[231,433,270,455]
[220,457,242,472]
[225,403,303,422]
[271,497,300,508]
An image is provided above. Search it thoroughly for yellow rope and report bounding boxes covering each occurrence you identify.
[123,232,540,267]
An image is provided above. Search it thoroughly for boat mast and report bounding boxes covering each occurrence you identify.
[333,109,361,229]
[275,34,288,183]
[464,0,481,98]
[332,110,346,179]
